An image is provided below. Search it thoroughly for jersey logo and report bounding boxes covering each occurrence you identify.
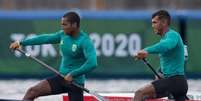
[72,44,77,52]
[60,40,64,45]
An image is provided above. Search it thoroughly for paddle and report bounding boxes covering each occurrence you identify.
[142,58,162,79]
[141,58,189,100]
[14,48,106,101]
[0,99,30,101]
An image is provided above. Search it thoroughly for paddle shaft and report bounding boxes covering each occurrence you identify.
[142,58,162,79]
[15,49,106,101]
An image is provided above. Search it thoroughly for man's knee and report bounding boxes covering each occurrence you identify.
[135,89,144,96]
[24,86,40,100]
[27,86,38,94]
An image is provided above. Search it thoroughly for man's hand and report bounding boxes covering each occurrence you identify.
[134,50,148,60]
[9,41,21,49]
[64,73,73,82]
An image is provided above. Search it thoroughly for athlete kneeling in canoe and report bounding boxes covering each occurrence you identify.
[134,10,188,101]
[10,11,97,101]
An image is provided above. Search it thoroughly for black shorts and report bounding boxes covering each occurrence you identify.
[46,75,84,101]
[152,75,188,101]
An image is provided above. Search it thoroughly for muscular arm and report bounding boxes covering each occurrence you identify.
[144,33,178,54]
[20,31,62,46]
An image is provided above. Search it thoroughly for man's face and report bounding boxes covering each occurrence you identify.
[61,17,76,34]
[151,16,164,35]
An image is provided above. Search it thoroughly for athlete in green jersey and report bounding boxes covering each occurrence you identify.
[134,10,188,101]
[10,12,97,101]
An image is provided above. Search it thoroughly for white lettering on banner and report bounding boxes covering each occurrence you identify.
[24,45,56,57]
[102,33,114,57]
[10,33,57,57]
[128,33,141,56]
[89,33,141,57]
[115,33,128,57]
[10,33,25,57]
[25,46,40,57]
[41,45,57,57]
[90,33,101,56]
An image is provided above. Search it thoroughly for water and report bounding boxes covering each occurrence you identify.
[0,79,200,100]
